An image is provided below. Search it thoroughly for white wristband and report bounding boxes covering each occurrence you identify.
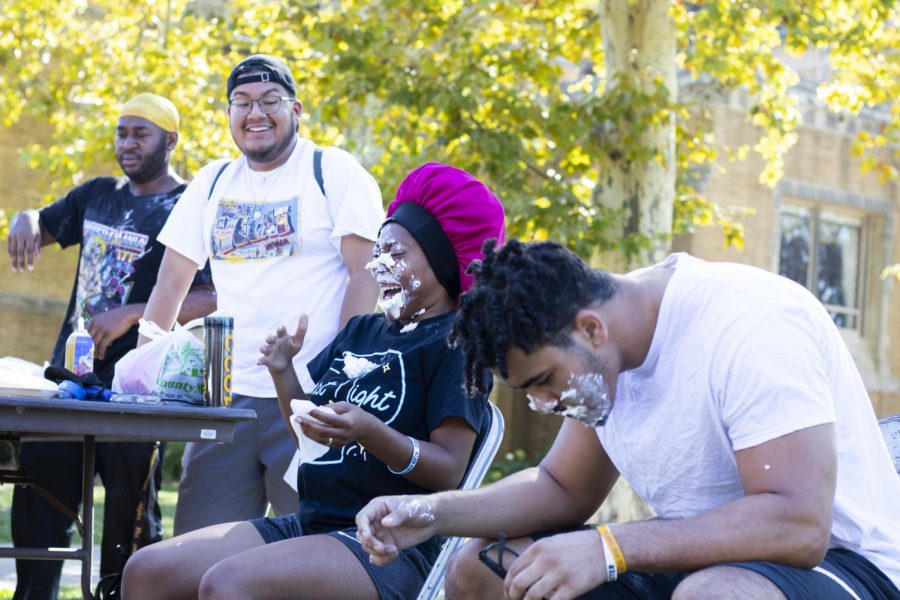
[600,532,618,582]
[388,436,420,475]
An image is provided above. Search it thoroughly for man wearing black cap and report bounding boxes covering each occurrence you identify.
[140,55,384,534]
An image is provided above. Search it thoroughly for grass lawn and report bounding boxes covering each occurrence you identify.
[0,480,179,598]
[0,588,84,600]
[0,480,179,544]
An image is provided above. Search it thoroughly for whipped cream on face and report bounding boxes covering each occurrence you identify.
[559,372,612,427]
[527,372,612,427]
[342,352,378,378]
[378,292,406,319]
[398,308,427,333]
[369,237,413,320]
[365,252,396,271]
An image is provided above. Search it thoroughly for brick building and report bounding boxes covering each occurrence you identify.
[675,84,899,420]
[0,118,75,361]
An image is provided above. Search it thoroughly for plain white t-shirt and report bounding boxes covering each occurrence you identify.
[158,138,384,396]
[598,253,900,587]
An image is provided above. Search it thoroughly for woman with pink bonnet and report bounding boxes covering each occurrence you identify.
[123,164,506,600]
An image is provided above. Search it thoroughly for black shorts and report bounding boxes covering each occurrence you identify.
[530,529,900,599]
[251,513,432,600]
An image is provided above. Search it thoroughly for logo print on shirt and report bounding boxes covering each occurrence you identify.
[75,219,147,322]
[210,196,300,261]
[308,350,406,466]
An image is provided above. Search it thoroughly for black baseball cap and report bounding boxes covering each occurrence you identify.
[226,54,297,99]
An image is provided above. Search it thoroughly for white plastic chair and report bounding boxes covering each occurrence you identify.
[879,414,900,475]
[416,401,505,600]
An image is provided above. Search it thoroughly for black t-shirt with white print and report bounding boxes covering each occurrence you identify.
[40,176,212,386]
[301,310,490,562]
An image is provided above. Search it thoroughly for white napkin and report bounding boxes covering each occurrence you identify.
[283,451,301,492]
[282,399,337,492]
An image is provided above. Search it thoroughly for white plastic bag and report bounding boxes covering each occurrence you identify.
[112,319,205,403]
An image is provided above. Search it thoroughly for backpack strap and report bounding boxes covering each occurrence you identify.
[313,147,326,198]
[207,151,324,201]
[207,161,232,202]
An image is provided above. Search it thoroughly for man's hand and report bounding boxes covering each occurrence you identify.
[355,495,438,565]
[505,529,608,600]
[257,315,308,373]
[86,306,142,360]
[7,210,43,272]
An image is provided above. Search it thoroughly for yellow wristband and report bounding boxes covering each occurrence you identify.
[596,525,627,574]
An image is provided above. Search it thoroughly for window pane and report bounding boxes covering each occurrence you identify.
[778,207,812,287]
[815,211,861,328]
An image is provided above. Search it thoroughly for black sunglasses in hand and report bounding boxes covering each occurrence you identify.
[478,532,520,579]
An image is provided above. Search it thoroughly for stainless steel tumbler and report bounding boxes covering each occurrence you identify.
[204,316,234,407]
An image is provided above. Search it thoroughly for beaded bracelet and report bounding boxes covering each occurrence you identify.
[389,436,420,475]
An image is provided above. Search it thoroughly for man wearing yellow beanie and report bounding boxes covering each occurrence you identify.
[119,92,180,134]
[6,92,217,598]
[116,92,180,187]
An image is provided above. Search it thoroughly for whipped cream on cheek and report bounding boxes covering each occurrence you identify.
[527,372,613,427]
[560,372,613,427]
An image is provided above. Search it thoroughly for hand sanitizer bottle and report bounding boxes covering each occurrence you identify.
[65,317,95,375]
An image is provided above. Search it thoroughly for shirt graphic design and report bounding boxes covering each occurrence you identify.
[309,350,406,466]
[75,219,148,321]
[210,196,300,261]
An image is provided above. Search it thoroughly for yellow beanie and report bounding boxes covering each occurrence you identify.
[119,93,179,132]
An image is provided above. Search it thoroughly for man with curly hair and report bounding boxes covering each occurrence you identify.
[357,239,900,600]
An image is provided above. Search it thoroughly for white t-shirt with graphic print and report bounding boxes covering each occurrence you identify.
[598,253,900,587]
[158,138,384,396]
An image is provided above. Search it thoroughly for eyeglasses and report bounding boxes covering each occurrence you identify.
[227,96,294,116]
[478,532,519,579]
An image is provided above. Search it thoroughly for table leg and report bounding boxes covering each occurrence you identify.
[82,435,95,600]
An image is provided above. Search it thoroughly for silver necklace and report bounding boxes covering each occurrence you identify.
[246,161,288,204]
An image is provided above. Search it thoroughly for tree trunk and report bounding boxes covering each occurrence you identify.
[596,0,677,270]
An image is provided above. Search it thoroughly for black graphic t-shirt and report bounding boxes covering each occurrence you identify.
[301,311,490,562]
[40,177,212,386]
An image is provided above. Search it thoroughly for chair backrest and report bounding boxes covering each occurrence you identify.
[416,402,505,600]
[879,414,900,475]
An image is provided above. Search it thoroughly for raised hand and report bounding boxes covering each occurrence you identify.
[258,314,308,373]
[354,495,438,565]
